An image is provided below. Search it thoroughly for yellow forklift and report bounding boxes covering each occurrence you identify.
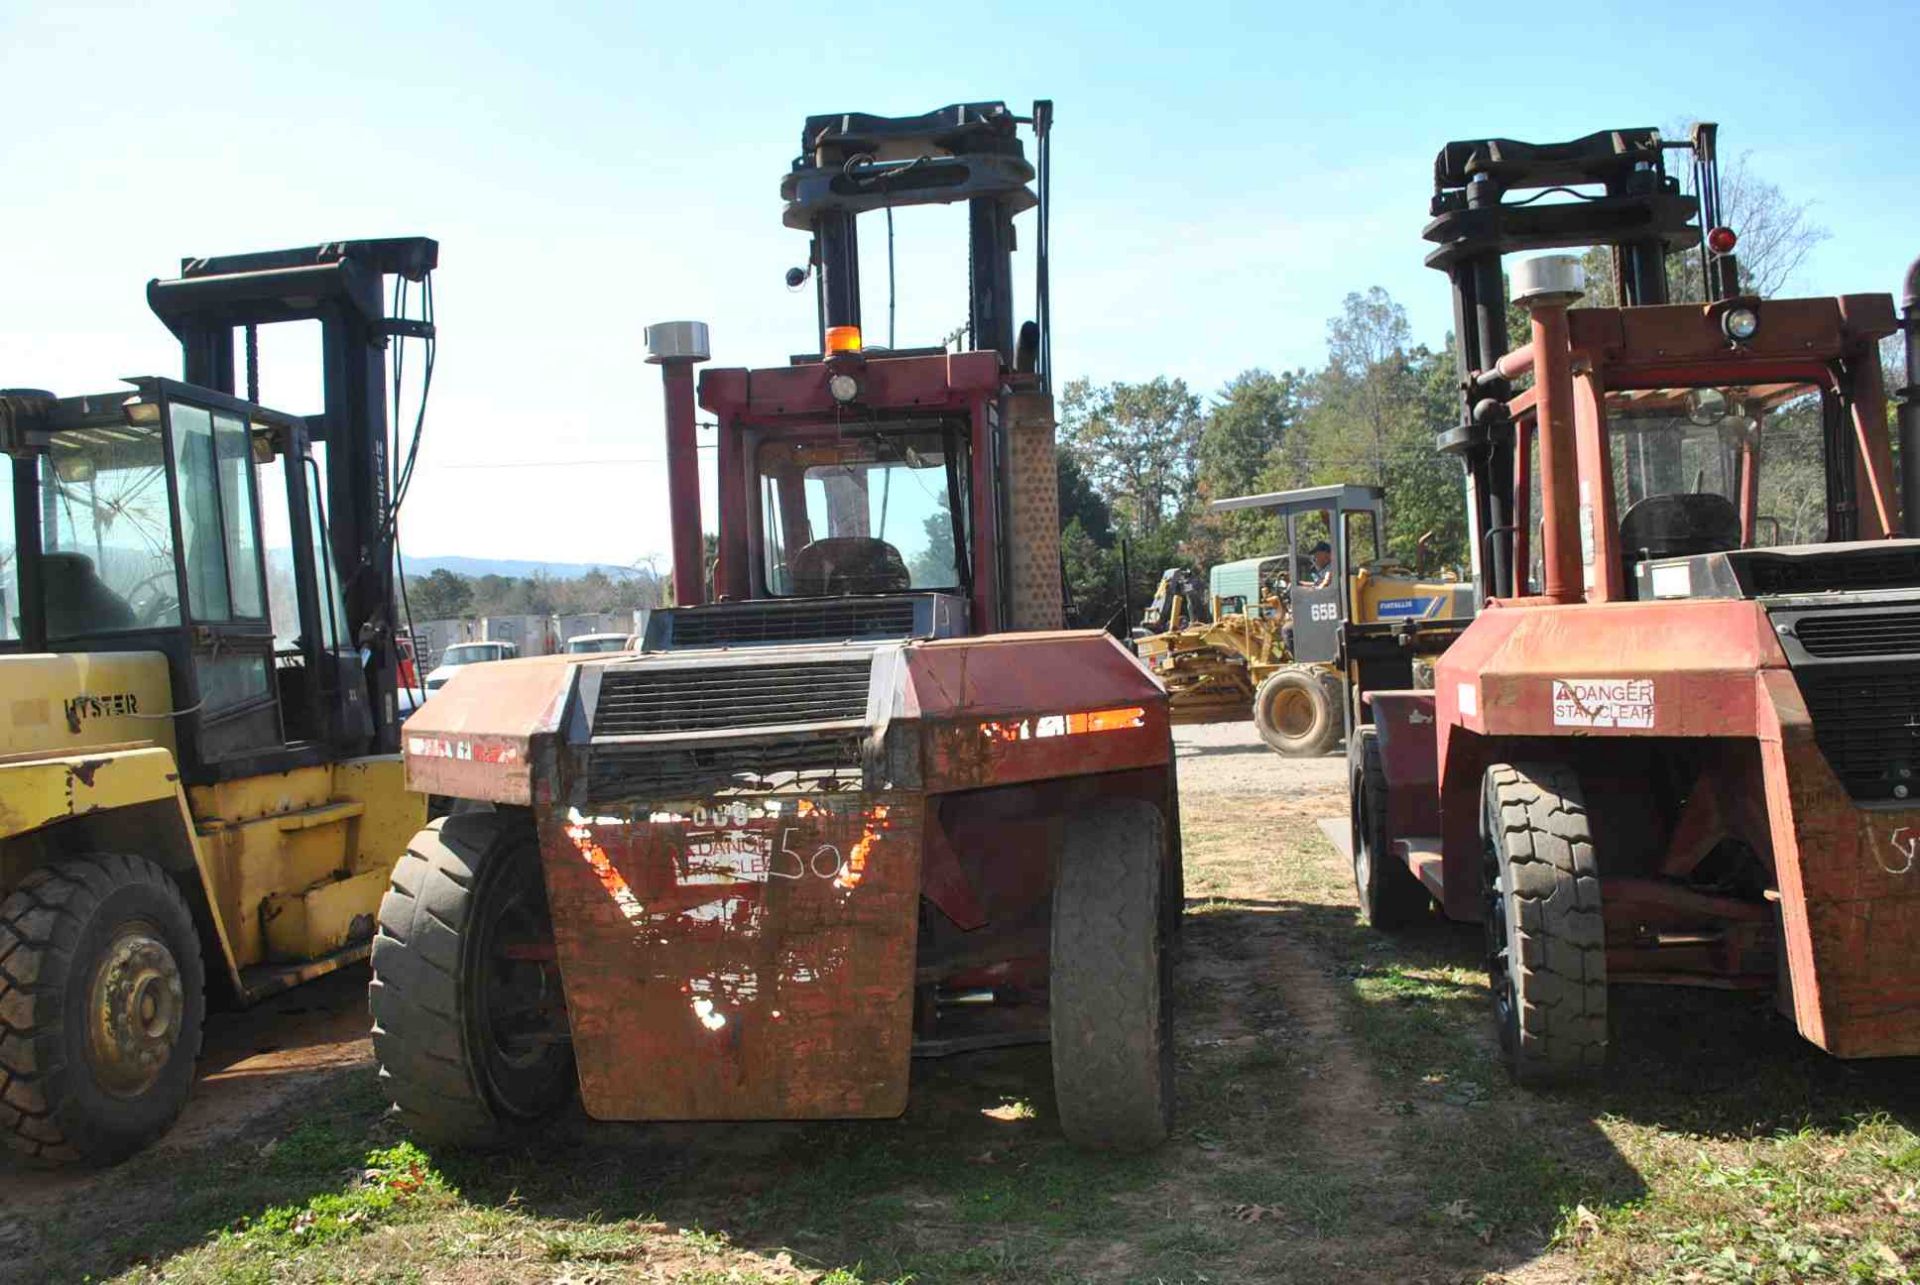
[0,239,434,1164]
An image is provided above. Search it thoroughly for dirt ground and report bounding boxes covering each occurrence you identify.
[4,724,1914,1284]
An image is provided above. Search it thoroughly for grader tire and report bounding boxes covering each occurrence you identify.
[0,855,205,1166]
[1350,728,1432,931]
[1050,801,1173,1152]
[1253,666,1340,757]
[370,812,574,1148]
[1480,762,1607,1085]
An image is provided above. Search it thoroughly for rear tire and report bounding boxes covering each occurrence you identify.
[1480,762,1607,1084]
[0,855,205,1166]
[370,812,574,1147]
[1350,729,1431,931]
[1050,802,1173,1152]
[1253,666,1339,757]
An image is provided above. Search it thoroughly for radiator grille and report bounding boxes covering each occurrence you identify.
[1795,668,1920,801]
[593,659,871,737]
[1747,549,1920,597]
[586,738,863,802]
[667,599,917,647]
[1794,611,1920,658]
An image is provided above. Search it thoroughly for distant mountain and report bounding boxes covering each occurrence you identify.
[401,555,653,581]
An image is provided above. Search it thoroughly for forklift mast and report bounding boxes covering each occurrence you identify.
[145,238,439,753]
[783,100,1053,383]
[1422,127,1732,601]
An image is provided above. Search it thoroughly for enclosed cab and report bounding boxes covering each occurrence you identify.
[0,238,434,1162]
[381,102,1179,1152]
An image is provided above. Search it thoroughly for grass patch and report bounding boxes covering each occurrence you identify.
[1570,1116,1920,1282]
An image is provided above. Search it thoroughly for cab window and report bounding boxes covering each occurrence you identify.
[40,424,180,637]
[1608,383,1827,550]
[757,427,965,596]
[169,403,266,622]
[1,466,17,646]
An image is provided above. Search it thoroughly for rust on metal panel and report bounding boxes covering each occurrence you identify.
[1567,296,1896,370]
[1756,670,1920,1057]
[402,656,576,802]
[700,351,1001,422]
[907,632,1172,790]
[1436,599,1787,741]
[538,792,923,1119]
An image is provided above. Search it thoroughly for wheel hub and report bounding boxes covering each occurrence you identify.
[87,926,184,1097]
[1274,688,1313,737]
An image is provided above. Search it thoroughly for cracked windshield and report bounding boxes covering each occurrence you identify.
[39,424,180,637]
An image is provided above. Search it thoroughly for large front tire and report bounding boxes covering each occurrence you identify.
[1253,666,1340,757]
[1350,728,1431,931]
[0,855,205,1166]
[370,812,574,1147]
[1480,762,1607,1084]
[1050,802,1173,1152]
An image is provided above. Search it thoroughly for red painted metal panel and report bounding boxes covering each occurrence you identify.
[700,351,1002,422]
[539,792,924,1118]
[1370,691,1442,892]
[907,632,1173,791]
[1756,671,1920,1057]
[402,656,576,803]
[1435,599,1787,742]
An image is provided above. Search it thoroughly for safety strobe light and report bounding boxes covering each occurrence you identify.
[1722,306,1760,343]
[1707,226,1738,255]
[824,325,863,355]
[828,372,861,403]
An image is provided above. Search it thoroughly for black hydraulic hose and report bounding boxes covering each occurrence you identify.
[1895,257,1920,535]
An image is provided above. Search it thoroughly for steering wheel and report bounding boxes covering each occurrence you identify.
[127,571,180,627]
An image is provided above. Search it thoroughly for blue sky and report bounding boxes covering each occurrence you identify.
[4,0,1912,566]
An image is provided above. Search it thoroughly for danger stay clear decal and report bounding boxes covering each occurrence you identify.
[1551,678,1655,729]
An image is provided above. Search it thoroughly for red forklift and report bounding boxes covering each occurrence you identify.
[377,102,1180,1150]
[1348,124,1920,1081]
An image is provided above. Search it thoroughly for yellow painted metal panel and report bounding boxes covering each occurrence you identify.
[330,756,424,876]
[0,653,177,758]
[262,867,387,961]
[188,765,333,826]
[195,804,354,969]
[0,746,181,840]
[277,799,365,832]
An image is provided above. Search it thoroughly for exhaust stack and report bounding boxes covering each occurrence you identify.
[646,320,712,606]
[1511,255,1586,604]
[1901,258,1920,539]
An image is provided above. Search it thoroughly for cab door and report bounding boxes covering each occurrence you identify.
[164,395,284,770]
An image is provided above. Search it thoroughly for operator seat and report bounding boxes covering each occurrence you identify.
[1618,493,1741,582]
[40,552,137,636]
[789,537,912,596]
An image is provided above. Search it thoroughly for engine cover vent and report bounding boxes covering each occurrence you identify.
[1793,610,1920,659]
[644,594,964,650]
[1794,666,1920,802]
[593,658,872,738]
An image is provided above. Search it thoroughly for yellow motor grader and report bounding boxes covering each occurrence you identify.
[0,239,434,1164]
[1135,484,1471,755]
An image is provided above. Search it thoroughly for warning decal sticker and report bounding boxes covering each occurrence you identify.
[1552,678,1655,729]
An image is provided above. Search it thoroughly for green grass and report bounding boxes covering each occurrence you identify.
[7,786,1916,1283]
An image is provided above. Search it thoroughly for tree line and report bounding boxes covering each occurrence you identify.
[1058,286,1468,632]
[404,564,664,623]
[1058,146,1834,632]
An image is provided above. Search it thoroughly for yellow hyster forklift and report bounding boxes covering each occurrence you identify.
[0,239,435,1164]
